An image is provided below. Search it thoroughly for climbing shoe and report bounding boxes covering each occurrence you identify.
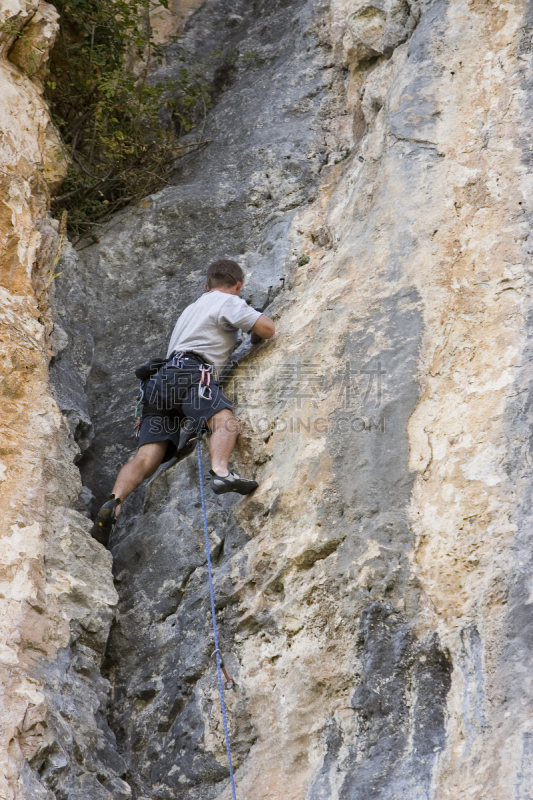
[209,470,258,496]
[90,495,121,547]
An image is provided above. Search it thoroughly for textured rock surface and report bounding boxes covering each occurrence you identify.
[150,0,204,44]
[8,0,60,88]
[0,3,126,798]
[65,0,533,798]
[6,0,533,798]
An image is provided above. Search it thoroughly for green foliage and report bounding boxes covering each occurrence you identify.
[241,49,268,67]
[1,19,24,38]
[334,149,351,164]
[46,0,210,238]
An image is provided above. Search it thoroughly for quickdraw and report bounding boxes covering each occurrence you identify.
[133,381,145,438]
[199,364,213,400]
[212,649,235,691]
[171,352,185,369]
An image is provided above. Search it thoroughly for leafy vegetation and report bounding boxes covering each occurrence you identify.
[45,0,210,238]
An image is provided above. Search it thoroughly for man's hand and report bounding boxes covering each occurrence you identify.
[251,314,275,344]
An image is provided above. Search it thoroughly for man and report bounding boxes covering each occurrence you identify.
[91,259,275,545]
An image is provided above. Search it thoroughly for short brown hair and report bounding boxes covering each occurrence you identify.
[206,259,244,289]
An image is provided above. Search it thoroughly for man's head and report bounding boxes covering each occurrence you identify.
[206,259,244,294]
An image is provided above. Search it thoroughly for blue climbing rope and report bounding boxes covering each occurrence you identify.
[197,438,238,800]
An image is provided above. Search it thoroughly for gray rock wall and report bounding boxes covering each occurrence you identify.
[75,0,336,510]
[49,0,533,798]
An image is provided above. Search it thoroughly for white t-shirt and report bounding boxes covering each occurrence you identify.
[166,290,262,370]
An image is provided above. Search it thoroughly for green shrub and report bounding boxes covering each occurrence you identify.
[46,0,210,239]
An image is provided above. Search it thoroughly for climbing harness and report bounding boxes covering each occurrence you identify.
[170,351,214,399]
[134,353,216,429]
[197,437,238,800]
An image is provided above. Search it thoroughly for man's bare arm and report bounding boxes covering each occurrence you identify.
[251,314,275,344]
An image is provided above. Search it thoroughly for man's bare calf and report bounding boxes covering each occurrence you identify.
[209,408,239,477]
[112,441,167,516]
[207,409,258,495]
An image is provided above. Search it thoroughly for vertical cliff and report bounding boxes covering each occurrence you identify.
[4,0,533,798]
[61,0,533,798]
[0,2,127,797]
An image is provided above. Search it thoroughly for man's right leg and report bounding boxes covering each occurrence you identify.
[112,441,167,514]
[91,442,167,545]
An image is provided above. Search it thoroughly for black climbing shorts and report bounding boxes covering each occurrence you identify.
[137,356,232,462]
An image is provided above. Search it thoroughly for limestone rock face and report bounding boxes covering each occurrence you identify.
[150,0,205,44]
[7,0,533,798]
[61,0,533,798]
[0,2,125,798]
[343,0,419,68]
[8,1,59,87]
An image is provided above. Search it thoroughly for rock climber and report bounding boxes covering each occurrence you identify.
[91,259,275,545]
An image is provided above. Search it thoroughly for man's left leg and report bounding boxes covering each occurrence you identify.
[112,441,167,513]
